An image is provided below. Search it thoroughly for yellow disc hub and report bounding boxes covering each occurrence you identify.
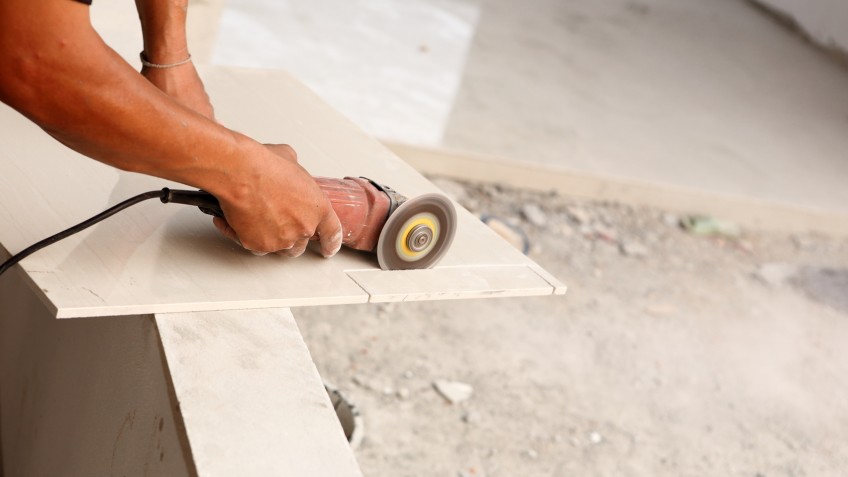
[395,212,440,262]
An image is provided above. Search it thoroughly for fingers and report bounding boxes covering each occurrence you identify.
[276,237,310,258]
[212,216,239,243]
[209,143,342,260]
[212,217,334,259]
[315,209,344,258]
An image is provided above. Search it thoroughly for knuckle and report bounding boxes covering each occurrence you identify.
[282,144,297,162]
[243,236,274,254]
[295,226,312,239]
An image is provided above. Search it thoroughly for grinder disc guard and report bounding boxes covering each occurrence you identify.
[376,193,456,270]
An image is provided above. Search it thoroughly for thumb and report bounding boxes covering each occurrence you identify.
[315,209,343,258]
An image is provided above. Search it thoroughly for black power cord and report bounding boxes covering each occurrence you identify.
[0,188,223,277]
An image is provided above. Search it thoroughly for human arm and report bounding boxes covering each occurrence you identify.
[134,0,214,119]
[0,0,341,257]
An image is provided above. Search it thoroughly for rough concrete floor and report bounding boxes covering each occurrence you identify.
[294,179,848,476]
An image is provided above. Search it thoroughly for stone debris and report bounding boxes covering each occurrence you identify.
[592,224,618,242]
[352,374,378,391]
[481,215,530,254]
[736,239,754,254]
[462,410,481,424]
[521,203,547,227]
[620,240,649,257]
[376,302,397,319]
[397,387,410,400]
[754,262,798,287]
[458,464,487,477]
[566,205,591,225]
[524,449,539,459]
[431,177,469,204]
[589,431,603,445]
[661,212,679,227]
[434,379,474,404]
[681,215,740,237]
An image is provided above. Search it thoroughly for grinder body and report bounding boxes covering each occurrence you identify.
[315,177,404,252]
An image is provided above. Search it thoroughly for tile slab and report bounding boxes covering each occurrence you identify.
[0,66,564,318]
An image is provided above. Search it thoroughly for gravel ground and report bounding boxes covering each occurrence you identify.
[294,177,848,477]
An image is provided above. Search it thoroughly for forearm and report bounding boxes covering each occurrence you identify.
[135,0,190,63]
[0,0,343,257]
[0,1,256,204]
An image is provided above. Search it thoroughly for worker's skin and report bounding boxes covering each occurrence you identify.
[0,0,343,259]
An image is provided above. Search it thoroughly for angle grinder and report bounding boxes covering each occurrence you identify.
[0,177,457,276]
[163,177,457,270]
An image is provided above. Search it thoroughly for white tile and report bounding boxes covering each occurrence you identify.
[348,265,560,303]
[0,67,563,318]
[156,309,362,476]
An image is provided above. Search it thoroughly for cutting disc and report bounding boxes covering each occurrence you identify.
[376,193,457,270]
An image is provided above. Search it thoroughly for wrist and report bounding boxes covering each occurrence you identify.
[141,45,190,65]
[137,2,190,64]
[204,134,266,206]
[140,50,192,68]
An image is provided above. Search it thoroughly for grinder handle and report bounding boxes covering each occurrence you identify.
[160,188,224,218]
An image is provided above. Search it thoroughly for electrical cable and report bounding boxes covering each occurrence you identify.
[0,189,166,277]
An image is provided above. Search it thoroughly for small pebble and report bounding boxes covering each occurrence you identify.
[434,380,474,404]
[521,203,548,227]
[566,206,591,225]
[462,410,481,424]
[482,216,530,254]
[589,431,603,444]
[754,262,797,287]
[593,225,618,242]
[661,213,679,227]
[620,240,649,257]
[431,177,469,204]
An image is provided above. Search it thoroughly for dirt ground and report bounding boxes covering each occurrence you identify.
[294,177,848,477]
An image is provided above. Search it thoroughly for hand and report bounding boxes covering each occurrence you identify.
[211,144,343,259]
[142,63,215,120]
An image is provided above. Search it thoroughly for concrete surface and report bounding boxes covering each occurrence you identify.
[295,178,848,476]
[190,0,848,235]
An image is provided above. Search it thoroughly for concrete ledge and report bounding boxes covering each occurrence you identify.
[385,141,848,237]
